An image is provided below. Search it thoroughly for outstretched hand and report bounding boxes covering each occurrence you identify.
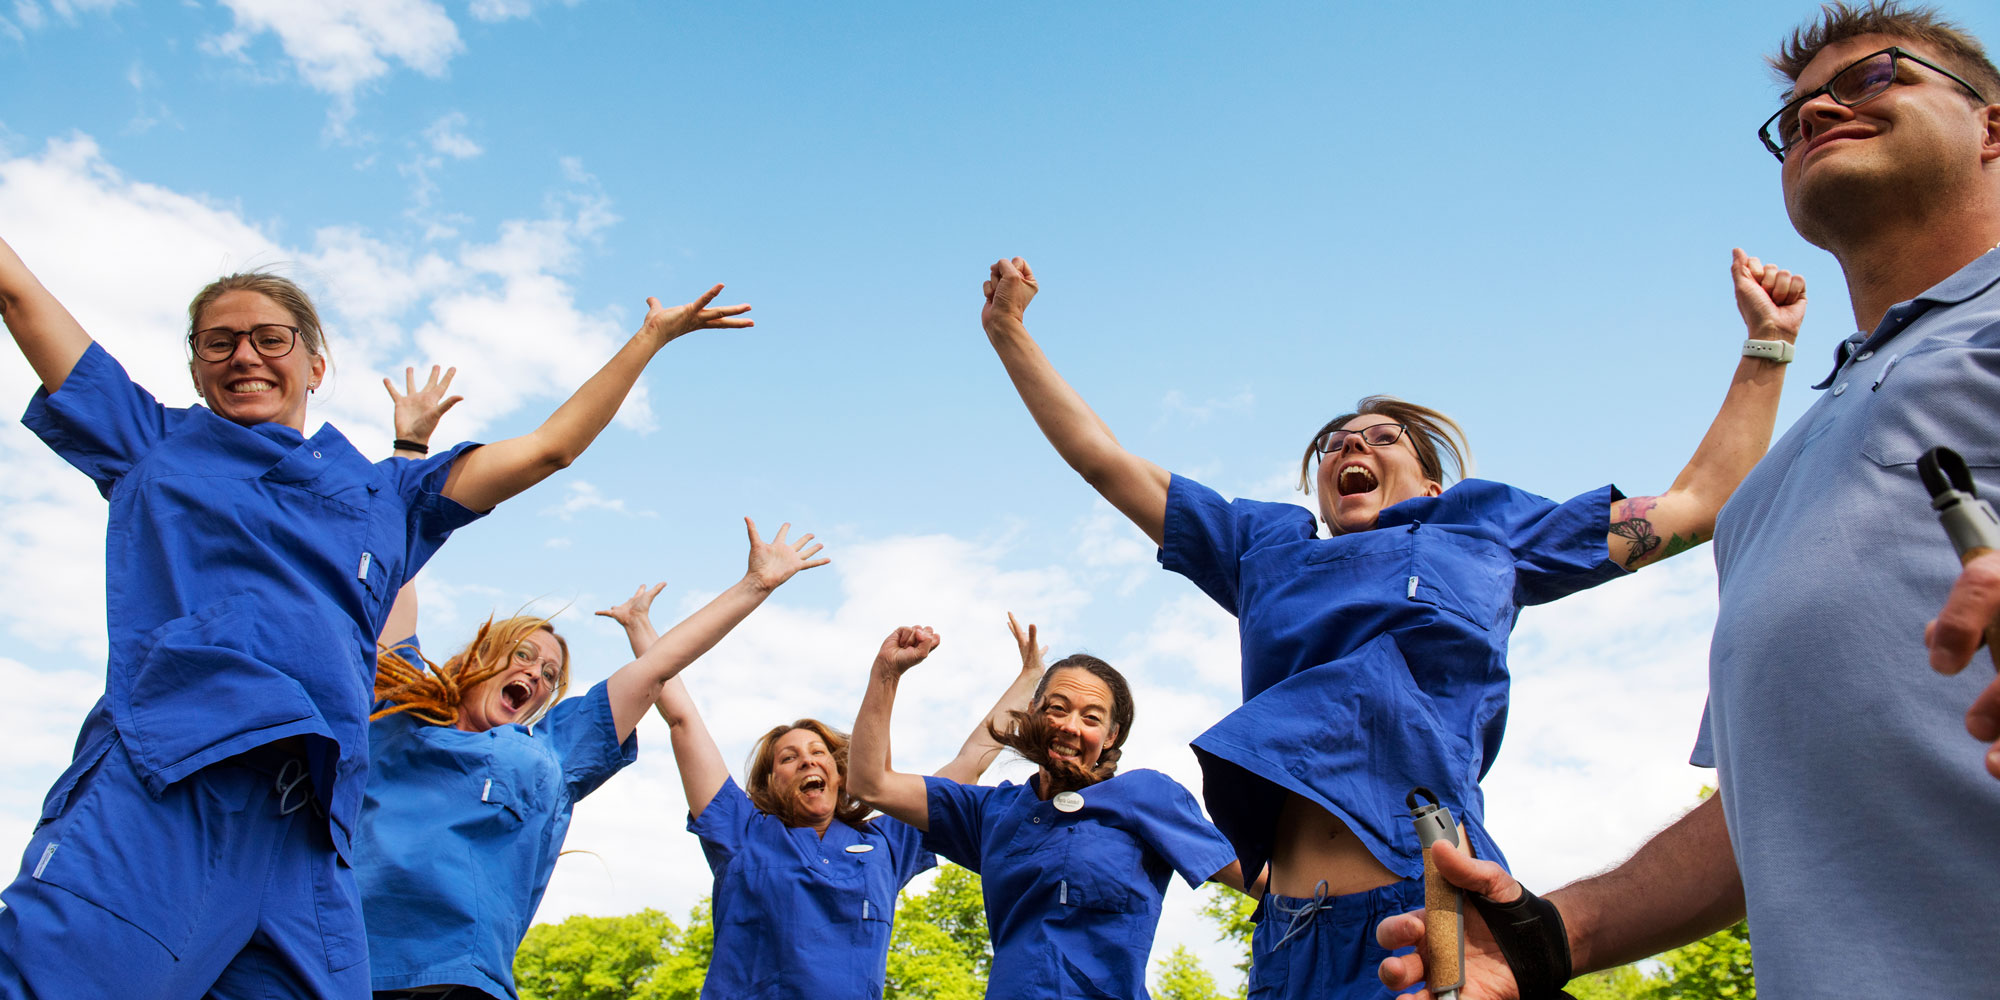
[1377,840,1526,1000]
[1924,551,2000,779]
[384,365,464,445]
[1731,249,1806,343]
[642,285,754,344]
[981,257,1039,334]
[1007,612,1047,676]
[744,518,830,591]
[875,625,942,676]
[595,582,667,632]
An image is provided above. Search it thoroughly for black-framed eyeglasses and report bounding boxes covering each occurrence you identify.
[189,324,300,362]
[1314,422,1408,455]
[1759,46,1988,161]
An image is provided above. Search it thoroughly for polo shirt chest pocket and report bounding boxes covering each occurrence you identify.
[1861,342,2000,469]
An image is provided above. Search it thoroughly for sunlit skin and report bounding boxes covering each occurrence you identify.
[770,728,841,836]
[456,630,563,733]
[1035,667,1118,784]
[1313,415,1445,535]
[1783,34,1996,249]
[187,290,325,432]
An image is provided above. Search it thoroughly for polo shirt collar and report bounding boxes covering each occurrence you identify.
[1816,244,2000,389]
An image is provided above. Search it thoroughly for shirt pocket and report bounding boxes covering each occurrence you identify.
[1860,342,2000,468]
[1057,826,1147,914]
[1407,528,1512,631]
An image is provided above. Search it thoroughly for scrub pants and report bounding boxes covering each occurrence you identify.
[0,737,368,999]
[1248,879,1424,1000]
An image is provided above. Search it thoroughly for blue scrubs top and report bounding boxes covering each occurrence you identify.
[22,342,483,861]
[359,636,638,999]
[923,769,1237,1000]
[692,777,935,1000]
[1162,474,1623,881]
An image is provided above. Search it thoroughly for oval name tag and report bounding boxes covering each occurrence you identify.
[845,844,874,854]
[1052,791,1084,813]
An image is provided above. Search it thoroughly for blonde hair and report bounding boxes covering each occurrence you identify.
[744,719,873,830]
[373,615,571,728]
[186,270,330,361]
[1298,395,1471,494]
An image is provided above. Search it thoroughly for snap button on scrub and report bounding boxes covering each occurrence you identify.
[1833,382,1847,396]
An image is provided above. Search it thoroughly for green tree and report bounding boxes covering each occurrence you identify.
[1647,920,1754,1000]
[886,863,991,999]
[1154,945,1229,1000]
[514,899,712,1000]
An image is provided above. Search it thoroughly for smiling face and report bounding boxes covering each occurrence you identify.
[769,727,842,833]
[455,629,563,733]
[1782,34,1998,246]
[1036,666,1120,774]
[1314,414,1444,535]
[188,290,324,432]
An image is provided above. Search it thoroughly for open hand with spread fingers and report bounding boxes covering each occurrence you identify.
[642,284,754,344]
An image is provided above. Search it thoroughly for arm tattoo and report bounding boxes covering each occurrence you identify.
[1661,532,1707,559]
[1609,496,1663,569]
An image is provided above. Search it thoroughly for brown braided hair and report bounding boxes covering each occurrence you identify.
[373,615,570,728]
[986,654,1135,796]
[745,719,874,830]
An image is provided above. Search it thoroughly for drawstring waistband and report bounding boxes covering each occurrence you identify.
[1270,879,1331,953]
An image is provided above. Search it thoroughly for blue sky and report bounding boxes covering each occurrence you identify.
[5,0,1996,987]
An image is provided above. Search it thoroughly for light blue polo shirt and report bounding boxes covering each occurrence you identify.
[1695,246,2000,996]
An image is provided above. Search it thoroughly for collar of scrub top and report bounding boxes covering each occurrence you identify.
[1814,244,2000,390]
[795,810,877,866]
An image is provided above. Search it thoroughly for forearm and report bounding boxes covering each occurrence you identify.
[441,326,663,510]
[848,667,930,827]
[618,619,662,659]
[606,575,773,739]
[935,666,1041,783]
[0,236,91,392]
[656,677,730,817]
[986,319,1169,543]
[1550,793,1745,973]
[1614,356,1786,569]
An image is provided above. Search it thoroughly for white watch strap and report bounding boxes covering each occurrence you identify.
[1742,338,1795,364]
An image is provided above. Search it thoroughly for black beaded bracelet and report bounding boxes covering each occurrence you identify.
[393,439,429,455]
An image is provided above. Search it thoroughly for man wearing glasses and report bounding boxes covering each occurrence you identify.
[1378,3,2000,998]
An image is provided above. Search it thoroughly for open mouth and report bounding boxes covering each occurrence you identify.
[225,379,276,394]
[799,774,827,795]
[1336,464,1379,497]
[1049,741,1080,761]
[500,680,533,715]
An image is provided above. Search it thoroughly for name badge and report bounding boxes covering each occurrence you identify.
[1052,791,1084,813]
[845,844,874,854]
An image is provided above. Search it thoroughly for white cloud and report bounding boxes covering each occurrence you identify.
[1157,387,1254,427]
[0,656,106,835]
[423,112,482,160]
[468,0,581,22]
[6,0,118,35]
[538,480,650,522]
[207,0,463,130]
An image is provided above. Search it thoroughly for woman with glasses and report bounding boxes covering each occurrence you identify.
[595,597,1045,1000]
[363,516,825,1000]
[0,233,749,998]
[975,253,1804,997]
[847,624,1252,1000]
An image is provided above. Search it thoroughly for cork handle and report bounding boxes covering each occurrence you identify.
[1422,844,1464,991]
[1961,546,2000,672]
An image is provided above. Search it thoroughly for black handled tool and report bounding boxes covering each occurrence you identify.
[1919,446,2000,670]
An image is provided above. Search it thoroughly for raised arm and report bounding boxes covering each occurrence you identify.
[600,519,826,744]
[386,365,464,459]
[598,582,731,819]
[440,285,751,512]
[379,580,420,646]
[847,626,943,830]
[0,235,93,392]
[982,258,1172,545]
[1377,792,1743,999]
[1608,251,1804,570]
[933,613,1046,784]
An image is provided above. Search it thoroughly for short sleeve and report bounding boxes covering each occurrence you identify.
[1443,480,1628,606]
[1124,770,1239,888]
[374,441,486,587]
[688,776,755,873]
[533,678,637,802]
[872,815,939,889]
[922,776,1003,872]
[21,342,175,497]
[1690,699,1716,769]
[1159,474,1319,616]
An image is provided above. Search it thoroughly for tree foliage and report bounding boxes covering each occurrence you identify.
[886,864,991,1000]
